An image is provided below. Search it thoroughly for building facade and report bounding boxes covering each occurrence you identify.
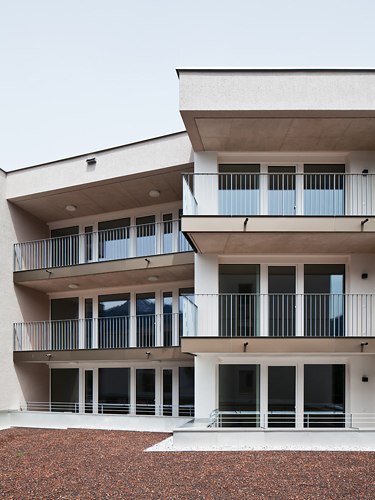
[2,69,375,439]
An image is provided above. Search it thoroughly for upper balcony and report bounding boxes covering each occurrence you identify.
[14,219,193,292]
[182,172,375,254]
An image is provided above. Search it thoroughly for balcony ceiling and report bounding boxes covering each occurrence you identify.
[11,164,192,223]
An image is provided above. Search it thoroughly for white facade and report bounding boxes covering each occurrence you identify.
[1,70,375,444]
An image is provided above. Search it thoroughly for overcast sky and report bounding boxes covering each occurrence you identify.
[1,0,374,171]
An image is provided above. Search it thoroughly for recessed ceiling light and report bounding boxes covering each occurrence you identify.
[65,205,77,212]
[148,276,159,282]
[149,189,160,198]
[68,283,79,289]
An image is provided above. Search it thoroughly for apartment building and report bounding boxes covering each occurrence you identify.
[2,69,375,445]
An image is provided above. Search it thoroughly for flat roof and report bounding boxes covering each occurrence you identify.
[176,67,375,77]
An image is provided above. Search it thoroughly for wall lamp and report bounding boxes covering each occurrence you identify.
[244,218,249,227]
[145,351,151,359]
[45,353,52,358]
[361,342,369,353]
[86,158,96,165]
[243,342,249,352]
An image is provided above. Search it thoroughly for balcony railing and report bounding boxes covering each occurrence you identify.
[209,409,375,429]
[186,294,375,338]
[13,313,183,351]
[14,219,192,272]
[20,401,195,417]
[183,173,375,216]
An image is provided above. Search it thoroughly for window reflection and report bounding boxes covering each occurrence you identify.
[98,294,130,348]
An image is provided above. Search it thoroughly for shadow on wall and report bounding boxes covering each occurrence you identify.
[14,363,49,408]
[8,201,49,243]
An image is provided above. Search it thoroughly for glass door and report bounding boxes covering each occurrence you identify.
[268,266,296,337]
[136,369,155,415]
[268,166,296,215]
[268,366,296,427]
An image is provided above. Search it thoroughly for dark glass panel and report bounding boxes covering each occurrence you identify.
[85,226,93,262]
[85,298,93,349]
[51,226,79,267]
[98,368,130,414]
[163,369,173,416]
[51,297,79,350]
[219,265,260,337]
[179,367,194,416]
[51,368,79,412]
[98,218,130,231]
[163,292,173,347]
[98,218,130,261]
[51,297,79,320]
[218,365,260,427]
[98,294,130,349]
[268,366,295,427]
[136,369,155,415]
[85,370,93,413]
[304,364,345,428]
[268,266,295,337]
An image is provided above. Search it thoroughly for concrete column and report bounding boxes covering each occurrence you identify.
[195,255,218,336]
[194,152,218,215]
[195,356,216,418]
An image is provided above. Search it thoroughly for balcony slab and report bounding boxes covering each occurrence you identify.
[14,346,192,363]
[13,252,194,292]
[182,216,375,254]
[181,336,375,355]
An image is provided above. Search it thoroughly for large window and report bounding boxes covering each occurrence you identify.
[179,367,194,416]
[51,368,79,412]
[136,293,155,347]
[219,364,260,426]
[219,264,260,337]
[51,226,79,267]
[51,297,79,350]
[98,293,130,348]
[218,164,260,215]
[304,165,345,215]
[304,364,345,427]
[99,368,130,414]
[304,264,345,337]
[136,369,155,415]
[268,166,296,215]
[268,266,296,337]
[98,218,130,261]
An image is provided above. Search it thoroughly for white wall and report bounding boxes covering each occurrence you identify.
[195,356,216,418]
[349,255,375,294]
[194,255,218,337]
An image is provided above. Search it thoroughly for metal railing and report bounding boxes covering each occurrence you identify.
[14,219,192,272]
[209,409,375,429]
[13,313,182,351]
[182,172,375,216]
[20,401,195,417]
[188,293,375,338]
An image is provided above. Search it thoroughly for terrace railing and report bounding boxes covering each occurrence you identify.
[182,172,375,216]
[20,401,194,417]
[13,313,182,351]
[186,293,375,338]
[14,219,192,272]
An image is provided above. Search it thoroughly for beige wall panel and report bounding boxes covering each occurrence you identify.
[14,363,49,404]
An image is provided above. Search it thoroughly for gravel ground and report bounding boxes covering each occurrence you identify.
[0,427,375,499]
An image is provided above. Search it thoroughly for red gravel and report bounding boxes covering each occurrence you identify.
[0,428,374,499]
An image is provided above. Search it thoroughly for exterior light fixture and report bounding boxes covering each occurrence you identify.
[243,341,249,352]
[362,273,368,280]
[68,283,79,289]
[86,158,96,164]
[148,276,159,282]
[149,189,160,198]
[361,342,369,352]
[46,353,52,358]
[65,205,77,212]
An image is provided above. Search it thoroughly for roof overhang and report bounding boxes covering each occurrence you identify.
[178,69,375,152]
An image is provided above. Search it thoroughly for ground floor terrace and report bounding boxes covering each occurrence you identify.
[0,427,375,499]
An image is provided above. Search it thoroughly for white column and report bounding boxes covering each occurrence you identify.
[296,263,304,336]
[296,163,303,215]
[195,255,218,336]
[173,367,179,417]
[129,292,137,347]
[260,264,268,337]
[130,367,136,414]
[195,356,216,418]
[93,367,98,414]
[260,163,268,215]
[155,290,162,347]
[260,363,268,428]
[154,367,161,415]
[194,152,218,215]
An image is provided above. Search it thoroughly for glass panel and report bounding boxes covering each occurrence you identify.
[136,215,155,257]
[179,287,194,339]
[136,293,155,347]
[219,365,260,427]
[136,369,155,415]
[85,226,93,262]
[85,370,93,413]
[98,294,130,348]
[163,213,173,254]
[179,367,194,416]
[268,366,295,427]
[51,297,79,350]
[51,368,79,412]
[268,266,296,337]
[51,226,79,267]
[163,292,173,347]
[268,166,296,215]
[218,164,260,215]
[304,165,345,215]
[85,298,93,349]
[304,265,345,337]
[98,368,130,414]
[98,218,130,261]
[304,364,345,427]
[219,264,260,337]
[163,369,173,416]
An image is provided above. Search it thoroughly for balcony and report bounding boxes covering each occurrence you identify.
[182,173,375,254]
[181,294,375,353]
[14,313,182,352]
[14,219,192,272]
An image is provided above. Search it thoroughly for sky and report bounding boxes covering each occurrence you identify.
[1,0,374,171]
